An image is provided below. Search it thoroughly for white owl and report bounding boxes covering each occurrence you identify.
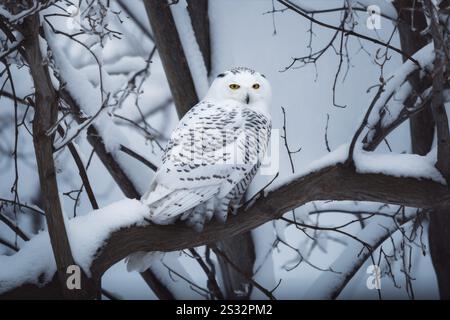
[127,67,272,271]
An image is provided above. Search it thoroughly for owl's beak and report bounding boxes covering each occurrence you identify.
[245,94,250,104]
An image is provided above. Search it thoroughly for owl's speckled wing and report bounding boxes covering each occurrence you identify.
[141,99,271,229]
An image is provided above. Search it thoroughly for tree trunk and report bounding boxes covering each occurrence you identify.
[393,0,434,156]
[428,211,450,299]
[424,0,450,299]
[216,232,256,299]
[20,12,94,299]
[394,0,450,299]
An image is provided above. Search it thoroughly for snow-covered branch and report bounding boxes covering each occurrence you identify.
[363,43,436,150]
[1,147,449,298]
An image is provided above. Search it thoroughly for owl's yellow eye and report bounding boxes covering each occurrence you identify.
[252,83,260,89]
[229,84,240,90]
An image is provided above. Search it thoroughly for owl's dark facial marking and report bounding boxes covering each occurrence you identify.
[229,67,256,75]
[217,73,226,78]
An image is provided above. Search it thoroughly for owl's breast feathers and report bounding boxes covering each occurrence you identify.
[141,99,271,230]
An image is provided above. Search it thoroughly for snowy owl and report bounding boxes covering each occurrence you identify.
[126,67,271,271]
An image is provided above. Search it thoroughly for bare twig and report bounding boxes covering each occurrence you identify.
[346,83,385,167]
[281,107,301,173]
[277,0,421,66]
[212,246,277,300]
[188,248,224,299]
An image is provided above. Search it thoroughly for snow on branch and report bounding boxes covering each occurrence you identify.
[0,1,52,24]
[363,43,435,149]
[1,147,449,297]
[45,29,129,155]
[0,199,148,294]
[275,144,445,188]
[45,26,157,196]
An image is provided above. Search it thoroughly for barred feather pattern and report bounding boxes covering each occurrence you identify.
[142,100,271,231]
[126,68,272,272]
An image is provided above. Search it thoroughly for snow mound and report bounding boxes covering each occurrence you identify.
[0,199,148,293]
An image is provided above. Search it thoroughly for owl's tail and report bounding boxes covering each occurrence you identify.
[125,251,164,272]
[144,183,221,224]
[126,184,221,272]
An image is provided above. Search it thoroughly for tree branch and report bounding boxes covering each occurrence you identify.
[19,12,92,299]
[422,0,450,300]
[424,0,450,183]
[143,0,199,118]
[186,0,210,75]
[88,164,450,276]
[277,0,421,66]
[2,163,449,298]
[304,208,420,299]
[59,92,174,300]
[393,0,435,156]
[56,126,99,210]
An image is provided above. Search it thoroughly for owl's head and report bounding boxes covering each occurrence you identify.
[205,67,271,110]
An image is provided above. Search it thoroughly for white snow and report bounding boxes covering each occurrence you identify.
[366,43,435,131]
[0,198,148,293]
[171,0,210,99]
[0,1,47,23]
[380,81,412,128]
[347,0,398,20]
[354,147,444,183]
[272,144,445,191]
[43,15,163,195]
[104,56,147,75]
[45,25,129,154]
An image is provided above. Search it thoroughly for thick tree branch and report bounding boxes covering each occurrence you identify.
[187,0,211,75]
[89,164,450,276]
[216,232,256,299]
[2,163,449,298]
[143,0,199,118]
